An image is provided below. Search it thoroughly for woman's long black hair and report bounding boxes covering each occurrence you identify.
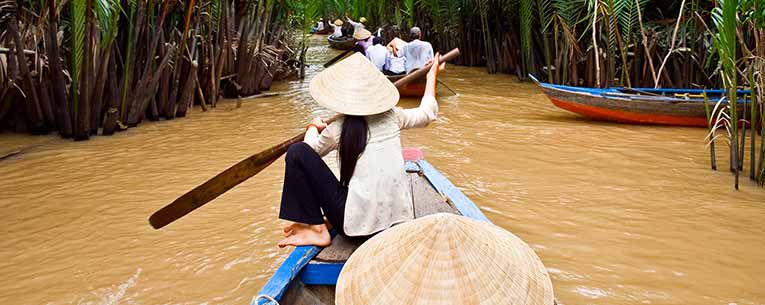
[338,115,368,186]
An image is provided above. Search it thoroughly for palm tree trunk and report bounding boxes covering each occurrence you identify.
[8,15,44,131]
[46,0,72,137]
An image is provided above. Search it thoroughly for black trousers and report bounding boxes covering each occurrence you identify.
[279,143,349,235]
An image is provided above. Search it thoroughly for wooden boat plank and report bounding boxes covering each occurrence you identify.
[315,171,459,263]
[417,160,489,222]
[314,235,364,262]
[280,280,334,305]
[411,173,458,217]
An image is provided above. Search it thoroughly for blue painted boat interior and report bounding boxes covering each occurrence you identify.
[531,74,752,100]
[251,159,490,305]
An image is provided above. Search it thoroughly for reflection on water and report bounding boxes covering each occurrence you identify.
[1,35,763,304]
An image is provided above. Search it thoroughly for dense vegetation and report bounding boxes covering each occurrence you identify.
[1,0,763,186]
[0,0,299,139]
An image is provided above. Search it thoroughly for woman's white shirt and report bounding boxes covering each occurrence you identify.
[303,95,438,236]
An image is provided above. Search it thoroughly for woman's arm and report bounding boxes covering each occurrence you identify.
[303,118,338,156]
[346,17,360,28]
[396,54,445,129]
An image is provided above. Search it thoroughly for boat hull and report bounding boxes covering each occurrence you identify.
[532,76,748,127]
[327,36,354,50]
[311,28,330,35]
[542,86,711,127]
[387,74,427,98]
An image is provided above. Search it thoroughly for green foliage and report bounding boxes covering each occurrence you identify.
[418,0,443,31]
[70,0,86,115]
[519,0,534,75]
[538,0,553,32]
[94,0,121,47]
[614,0,646,42]
[403,0,415,27]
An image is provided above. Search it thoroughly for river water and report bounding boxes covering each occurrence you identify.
[1,35,763,305]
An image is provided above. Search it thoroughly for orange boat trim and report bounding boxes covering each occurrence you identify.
[550,98,707,127]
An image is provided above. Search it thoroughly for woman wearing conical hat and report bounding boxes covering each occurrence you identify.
[277,53,446,247]
[351,28,373,55]
[330,19,343,38]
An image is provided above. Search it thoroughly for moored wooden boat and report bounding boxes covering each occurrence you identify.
[251,148,492,305]
[327,36,354,50]
[531,75,750,127]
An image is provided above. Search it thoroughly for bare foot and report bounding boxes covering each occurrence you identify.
[278,224,331,248]
[283,222,309,237]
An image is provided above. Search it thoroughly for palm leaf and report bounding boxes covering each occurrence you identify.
[70,0,86,116]
[519,0,534,74]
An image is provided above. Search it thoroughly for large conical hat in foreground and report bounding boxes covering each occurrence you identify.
[309,53,399,116]
[336,213,554,305]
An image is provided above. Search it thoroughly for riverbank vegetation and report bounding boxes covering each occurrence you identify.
[0,0,304,140]
[2,0,763,187]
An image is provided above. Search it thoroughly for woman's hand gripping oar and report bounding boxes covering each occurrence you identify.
[148,48,459,229]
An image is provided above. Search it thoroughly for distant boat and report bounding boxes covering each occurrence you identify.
[531,75,750,127]
[251,148,492,305]
[310,28,331,35]
[327,36,354,50]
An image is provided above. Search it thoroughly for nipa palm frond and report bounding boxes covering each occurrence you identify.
[519,0,534,74]
[70,0,86,111]
[537,0,553,32]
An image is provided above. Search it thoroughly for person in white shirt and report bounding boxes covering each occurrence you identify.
[384,38,407,75]
[330,19,343,37]
[365,37,387,71]
[384,53,406,75]
[277,53,446,247]
[316,18,325,31]
[346,16,367,37]
[397,27,434,74]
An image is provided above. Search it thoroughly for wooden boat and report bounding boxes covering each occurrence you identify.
[311,28,330,35]
[387,74,426,98]
[327,36,354,50]
[251,148,493,305]
[531,75,750,127]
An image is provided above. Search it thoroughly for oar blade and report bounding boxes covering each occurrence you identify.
[149,133,305,229]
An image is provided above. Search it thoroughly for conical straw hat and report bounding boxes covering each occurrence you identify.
[353,28,372,40]
[309,53,399,116]
[334,19,343,26]
[336,213,554,305]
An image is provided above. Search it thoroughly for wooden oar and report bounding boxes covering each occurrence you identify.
[393,48,460,89]
[324,49,353,68]
[149,48,460,229]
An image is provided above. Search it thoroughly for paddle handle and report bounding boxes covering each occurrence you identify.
[324,49,354,68]
[393,48,460,89]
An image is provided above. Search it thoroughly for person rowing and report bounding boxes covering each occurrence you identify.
[276,52,446,247]
[330,19,343,38]
[346,16,367,35]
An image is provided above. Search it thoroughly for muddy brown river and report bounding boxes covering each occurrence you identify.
[1,36,764,304]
